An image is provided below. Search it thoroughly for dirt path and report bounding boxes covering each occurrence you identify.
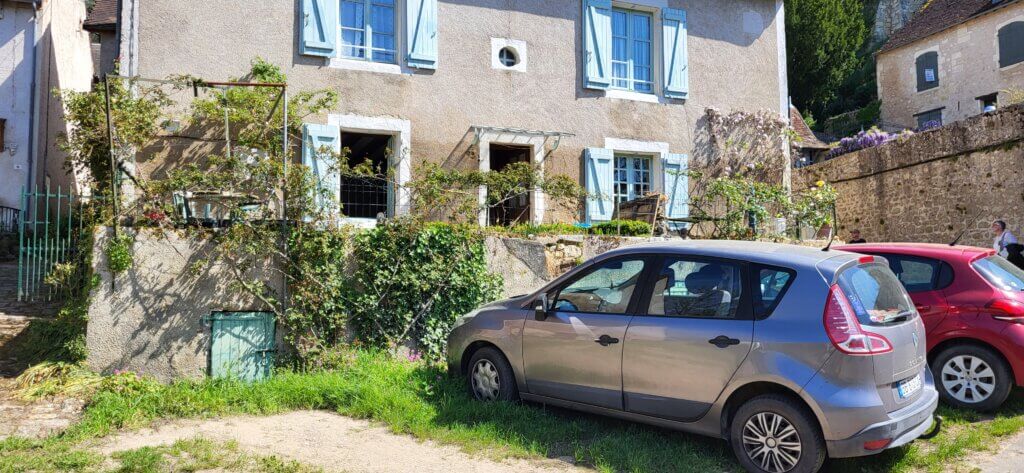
[93,410,589,473]
[961,429,1024,472]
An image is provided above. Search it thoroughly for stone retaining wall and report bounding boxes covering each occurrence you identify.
[794,105,1024,248]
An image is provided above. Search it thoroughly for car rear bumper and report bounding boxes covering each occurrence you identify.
[826,387,939,458]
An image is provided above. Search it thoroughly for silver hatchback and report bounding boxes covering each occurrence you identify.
[448,241,941,473]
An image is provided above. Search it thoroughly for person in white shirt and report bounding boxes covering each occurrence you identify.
[993,220,1018,257]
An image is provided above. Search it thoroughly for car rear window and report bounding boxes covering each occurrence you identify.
[836,263,915,326]
[973,255,1024,291]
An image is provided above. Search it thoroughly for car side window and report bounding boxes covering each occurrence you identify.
[755,266,795,318]
[552,258,646,314]
[646,257,743,318]
[885,255,941,293]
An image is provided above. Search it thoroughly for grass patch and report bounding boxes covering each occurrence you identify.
[109,438,321,473]
[4,350,1024,472]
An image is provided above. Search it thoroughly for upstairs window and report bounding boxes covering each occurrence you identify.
[340,0,397,63]
[999,21,1024,68]
[916,51,939,92]
[611,9,654,93]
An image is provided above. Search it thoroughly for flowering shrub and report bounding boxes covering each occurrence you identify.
[827,127,914,159]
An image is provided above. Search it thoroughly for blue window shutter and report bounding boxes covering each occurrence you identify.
[302,123,341,214]
[583,0,612,89]
[663,153,689,230]
[301,0,337,57]
[585,148,615,222]
[407,0,438,69]
[662,8,689,99]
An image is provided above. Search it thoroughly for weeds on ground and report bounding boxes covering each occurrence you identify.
[110,437,321,473]
[5,349,1024,472]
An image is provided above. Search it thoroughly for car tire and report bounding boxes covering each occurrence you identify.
[466,347,519,402]
[730,394,826,473]
[931,344,1012,412]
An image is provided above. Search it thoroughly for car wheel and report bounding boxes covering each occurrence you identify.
[931,344,1012,412]
[730,394,826,473]
[466,347,519,402]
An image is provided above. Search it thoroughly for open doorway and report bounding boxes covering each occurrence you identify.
[488,144,532,226]
[340,132,391,219]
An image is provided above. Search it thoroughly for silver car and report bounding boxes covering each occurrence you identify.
[448,241,941,473]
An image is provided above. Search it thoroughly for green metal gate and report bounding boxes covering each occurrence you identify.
[208,312,276,382]
[18,185,84,302]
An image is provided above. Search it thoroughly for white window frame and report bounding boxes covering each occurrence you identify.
[338,0,398,63]
[601,1,668,103]
[475,131,548,226]
[613,154,652,203]
[603,137,669,203]
[329,0,406,74]
[326,114,412,227]
[610,7,655,94]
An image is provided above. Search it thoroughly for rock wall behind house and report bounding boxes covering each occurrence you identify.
[86,227,284,382]
[484,235,669,297]
[794,105,1024,248]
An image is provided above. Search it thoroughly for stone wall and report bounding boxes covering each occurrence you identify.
[484,235,668,298]
[86,227,283,382]
[794,105,1024,248]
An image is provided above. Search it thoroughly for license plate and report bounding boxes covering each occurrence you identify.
[898,374,922,399]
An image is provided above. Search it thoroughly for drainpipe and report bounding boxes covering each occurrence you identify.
[26,0,41,204]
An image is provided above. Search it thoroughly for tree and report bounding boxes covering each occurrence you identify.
[786,0,868,120]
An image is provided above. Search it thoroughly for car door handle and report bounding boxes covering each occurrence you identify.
[709,335,741,348]
[594,334,620,346]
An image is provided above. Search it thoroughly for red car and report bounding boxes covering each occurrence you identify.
[837,243,1024,411]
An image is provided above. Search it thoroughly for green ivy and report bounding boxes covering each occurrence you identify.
[348,220,502,362]
[105,233,134,274]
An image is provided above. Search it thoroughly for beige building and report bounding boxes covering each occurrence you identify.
[877,0,1024,130]
[111,0,789,226]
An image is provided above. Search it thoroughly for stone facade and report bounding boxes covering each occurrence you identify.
[877,3,1024,129]
[794,104,1024,248]
[114,0,789,225]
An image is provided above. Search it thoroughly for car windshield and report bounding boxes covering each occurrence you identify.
[836,263,915,326]
[973,255,1024,291]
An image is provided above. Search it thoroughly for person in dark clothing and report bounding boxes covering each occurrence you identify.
[848,229,867,244]
[1006,243,1024,271]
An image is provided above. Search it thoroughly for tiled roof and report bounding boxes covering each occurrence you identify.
[879,0,1021,53]
[83,0,118,30]
[790,106,830,150]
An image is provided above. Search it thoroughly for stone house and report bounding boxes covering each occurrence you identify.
[97,0,790,227]
[0,0,92,209]
[877,0,1024,130]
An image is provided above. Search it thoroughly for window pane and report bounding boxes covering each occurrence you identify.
[612,37,628,62]
[341,1,364,28]
[648,258,743,318]
[999,22,1024,68]
[889,256,938,293]
[341,30,366,58]
[554,259,646,314]
[973,256,1024,291]
[756,267,793,318]
[837,264,914,326]
[632,13,651,40]
[612,11,628,36]
[370,4,395,34]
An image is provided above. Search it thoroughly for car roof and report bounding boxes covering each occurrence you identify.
[598,239,857,268]
[834,242,994,262]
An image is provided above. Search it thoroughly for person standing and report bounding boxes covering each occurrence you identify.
[848,229,867,244]
[993,220,1018,257]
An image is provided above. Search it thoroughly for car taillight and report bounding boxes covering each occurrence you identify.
[986,299,1024,322]
[823,284,893,355]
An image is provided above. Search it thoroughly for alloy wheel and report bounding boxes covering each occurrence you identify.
[471,359,500,401]
[941,355,997,403]
[742,412,803,473]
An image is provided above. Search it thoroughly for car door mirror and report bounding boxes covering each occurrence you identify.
[534,294,550,321]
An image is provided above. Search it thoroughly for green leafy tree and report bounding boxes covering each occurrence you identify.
[786,0,868,120]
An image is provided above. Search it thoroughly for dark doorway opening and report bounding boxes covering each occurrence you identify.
[340,132,391,219]
[488,144,532,226]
